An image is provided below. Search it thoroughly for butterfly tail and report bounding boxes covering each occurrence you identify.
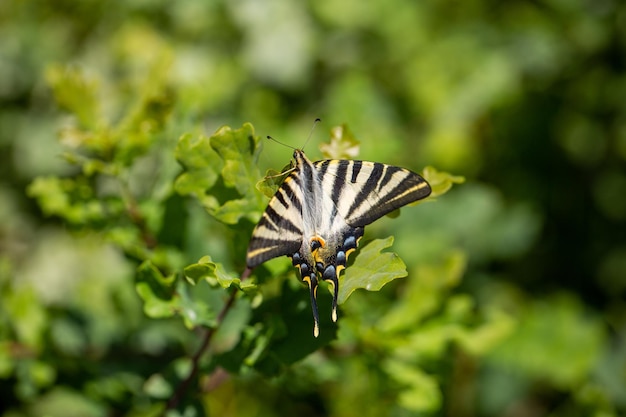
[322,265,339,322]
[302,272,321,337]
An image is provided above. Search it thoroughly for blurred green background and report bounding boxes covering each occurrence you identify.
[1,0,625,416]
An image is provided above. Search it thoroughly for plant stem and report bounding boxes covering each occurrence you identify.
[163,267,252,412]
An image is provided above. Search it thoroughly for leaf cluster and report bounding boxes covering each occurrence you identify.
[2,61,477,415]
[3,1,625,415]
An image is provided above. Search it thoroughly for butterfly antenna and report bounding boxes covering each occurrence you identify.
[266,135,296,150]
[300,118,321,151]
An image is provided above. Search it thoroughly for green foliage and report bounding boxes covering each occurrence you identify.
[488,293,606,388]
[2,0,625,416]
[175,124,265,224]
[10,58,465,413]
[421,166,466,199]
[338,237,408,304]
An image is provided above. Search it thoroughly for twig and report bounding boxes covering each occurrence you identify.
[162,267,253,413]
[118,178,158,249]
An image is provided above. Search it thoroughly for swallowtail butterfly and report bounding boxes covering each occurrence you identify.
[246,146,431,337]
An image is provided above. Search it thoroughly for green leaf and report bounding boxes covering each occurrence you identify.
[256,166,292,198]
[45,64,101,130]
[452,305,516,355]
[338,237,407,304]
[319,124,360,159]
[378,249,467,332]
[184,255,233,286]
[210,123,261,196]
[421,166,465,199]
[136,261,217,328]
[175,124,265,224]
[135,261,177,318]
[239,281,336,373]
[104,226,149,261]
[175,280,217,329]
[26,177,106,224]
[174,133,222,197]
[113,88,174,165]
[210,197,260,225]
[383,358,442,412]
[184,256,257,295]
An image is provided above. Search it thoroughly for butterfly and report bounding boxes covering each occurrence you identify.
[246,148,431,337]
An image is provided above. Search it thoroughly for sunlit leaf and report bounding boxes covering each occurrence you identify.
[45,65,101,130]
[184,256,257,295]
[338,237,407,304]
[256,166,292,198]
[319,124,360,159]
[378,249,467,332]
[135,261,177,318]
[174,133,222,197]
[421,166,465,199]
[210,123,261,196]
[175,124,265,224]
[26,177,106,224]
[114,89,174,165]
[210,197,260,225]
[184,255,234,287]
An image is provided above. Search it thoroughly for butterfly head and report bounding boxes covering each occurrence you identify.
[292,149,309,166]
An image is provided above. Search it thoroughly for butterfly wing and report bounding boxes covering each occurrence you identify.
[246,173,305,268]
[312,159,432,228]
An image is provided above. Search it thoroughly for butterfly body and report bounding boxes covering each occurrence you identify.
[247,149,431,336]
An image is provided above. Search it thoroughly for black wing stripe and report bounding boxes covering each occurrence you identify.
[264,205,302,235]
[280,179,303,214]
[351,160,362,183]
[247,237,301,267]
[258,213,279,232]
[383,180,431,206]
[347,162,384,218]
[249,237,299,248]
[316,160,331,179]
[380,172,421,203]
[379,165,401,189]
[329,160,349,222]
[274,187,290,209]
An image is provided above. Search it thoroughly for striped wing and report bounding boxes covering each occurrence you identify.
[313,159,431,228]
[246,174,304,268]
